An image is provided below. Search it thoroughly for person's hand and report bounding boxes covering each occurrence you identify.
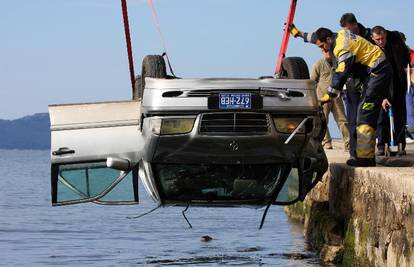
[382,98,391,111]
[319,87,339,105]
[289,24,303,38]
[319,93,333,105]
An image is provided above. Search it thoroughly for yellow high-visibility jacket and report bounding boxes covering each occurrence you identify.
[331,29,385,91]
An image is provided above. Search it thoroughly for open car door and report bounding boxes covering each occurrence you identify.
[49,101,143,206]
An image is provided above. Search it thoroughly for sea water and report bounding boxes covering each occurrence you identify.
[0,149,323,266]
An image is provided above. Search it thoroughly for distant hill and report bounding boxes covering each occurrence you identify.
[0,113,50,150]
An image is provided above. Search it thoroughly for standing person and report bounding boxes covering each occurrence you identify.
[339,13,372,42]
[289,13,370,160]
[311,50,350,150]
[339,13,372,160]
[401,33,414,142]
[371,26,410,155]
[408,45,414,140]
[292,27,392,166]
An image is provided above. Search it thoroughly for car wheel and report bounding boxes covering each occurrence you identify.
[138,55,167,99]
[281,57,309,79]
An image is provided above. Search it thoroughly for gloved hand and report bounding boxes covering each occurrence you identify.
[319,91,338,105]
[289,24,303,38]
[319,93,332,105]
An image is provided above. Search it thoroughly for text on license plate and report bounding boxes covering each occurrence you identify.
[219,93,251,109]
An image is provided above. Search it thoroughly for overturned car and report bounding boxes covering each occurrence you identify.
[49,55,328,209]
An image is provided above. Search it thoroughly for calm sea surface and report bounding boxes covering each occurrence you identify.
[0,149,323,266]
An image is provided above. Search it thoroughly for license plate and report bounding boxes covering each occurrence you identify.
[219,93,251,109]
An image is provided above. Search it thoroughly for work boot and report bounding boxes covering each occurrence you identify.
[398,143,407,156]
[398,150,407,156]
[346,157,376,167]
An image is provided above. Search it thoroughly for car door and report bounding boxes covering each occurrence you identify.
[49,100,143,206]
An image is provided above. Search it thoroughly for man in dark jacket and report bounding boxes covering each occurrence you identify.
[339,13,372,42]
[371,26,410,155]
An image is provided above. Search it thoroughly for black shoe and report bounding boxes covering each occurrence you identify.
[346,158,376,167]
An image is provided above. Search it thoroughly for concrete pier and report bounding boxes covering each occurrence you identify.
[285,141,414,266]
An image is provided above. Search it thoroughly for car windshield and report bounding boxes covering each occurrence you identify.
[153,163,291,202]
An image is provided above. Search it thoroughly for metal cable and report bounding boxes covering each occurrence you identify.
[126,203,162,219]
[182,202,193,228]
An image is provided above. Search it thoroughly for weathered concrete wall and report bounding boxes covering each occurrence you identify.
[285,148,414,267]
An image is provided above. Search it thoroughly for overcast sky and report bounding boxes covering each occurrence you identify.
[1,0,413,119]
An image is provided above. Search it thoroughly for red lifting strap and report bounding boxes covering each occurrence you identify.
[274,0,297,76]
[121,0,136,95]
[148,0,175,76]
[148,0,166,49]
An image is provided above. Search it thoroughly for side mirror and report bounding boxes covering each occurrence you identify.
[106,157,131,171]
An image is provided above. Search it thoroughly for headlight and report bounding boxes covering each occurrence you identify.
[149,118,162,134]
[150,117,196,135]
[273,118,306,134]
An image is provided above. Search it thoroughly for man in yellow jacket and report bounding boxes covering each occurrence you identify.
[291,27,392,167]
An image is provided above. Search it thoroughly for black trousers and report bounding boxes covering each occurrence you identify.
[377,83,407,148]
[357,63,392,127]
[343,62,391,158]
[352,63,392,159]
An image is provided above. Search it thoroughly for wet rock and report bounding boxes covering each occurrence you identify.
[200,235,213,242]
[285,145,414,267]
[320,245,343,263]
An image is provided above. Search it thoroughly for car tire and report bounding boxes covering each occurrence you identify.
[138,55,167,99]
[133,75,142,100]
[281,57,310,79]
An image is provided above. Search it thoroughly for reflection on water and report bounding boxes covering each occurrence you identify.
[0,149,323,266]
